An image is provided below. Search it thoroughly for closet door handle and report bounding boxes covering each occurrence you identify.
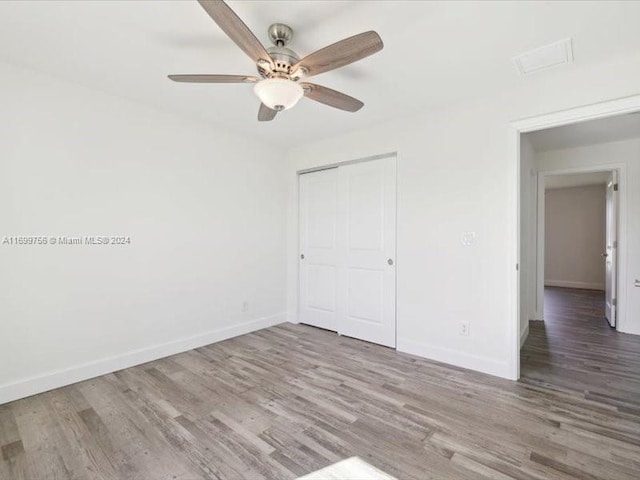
[387,258,394,266]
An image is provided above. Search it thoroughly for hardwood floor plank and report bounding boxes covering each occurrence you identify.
[1,441,24,462]
[2,286,639,479]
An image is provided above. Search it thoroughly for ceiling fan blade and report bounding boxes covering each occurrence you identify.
[168,74,258,83]
[258,103,277,122]
[292,31,383,78]
[198,0,272,66]
[300,83,364,112]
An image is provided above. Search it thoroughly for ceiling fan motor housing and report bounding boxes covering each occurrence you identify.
[255,24,299,79]
[265,46,299,76]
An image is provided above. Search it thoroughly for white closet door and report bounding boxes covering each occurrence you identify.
[337,157,397,347]
[299,168,339,331]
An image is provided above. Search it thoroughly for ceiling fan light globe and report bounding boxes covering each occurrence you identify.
[253,78,303,111]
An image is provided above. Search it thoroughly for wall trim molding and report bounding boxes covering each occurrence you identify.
[397,338,511,379]
[520,322,530,348]
[544,280,605,291]
[286,311,300,324]
[0,313,286,406]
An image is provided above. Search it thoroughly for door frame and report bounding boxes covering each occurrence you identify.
[535,164,625,328]
[297,151,397,175]
[296,152,398,345]
[509,94,640,380]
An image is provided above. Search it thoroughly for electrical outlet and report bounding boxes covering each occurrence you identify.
[460,321,470,336]
[241,301,250,313]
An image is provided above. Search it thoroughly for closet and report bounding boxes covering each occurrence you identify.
[298,155,397,347]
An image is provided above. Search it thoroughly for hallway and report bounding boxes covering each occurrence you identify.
[520,287,640,414]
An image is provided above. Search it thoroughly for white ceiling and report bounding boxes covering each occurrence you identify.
[2,1,640,147]
[527,112,640,152]
[545,171,610,190]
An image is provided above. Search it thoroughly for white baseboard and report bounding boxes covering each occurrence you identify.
[544,279,604,291]
[0,313,286,406]
[520,322,530,348]
[618,323,640,336]
[397,338,511,379]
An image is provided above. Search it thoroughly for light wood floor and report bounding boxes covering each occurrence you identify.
[1,289,639,479]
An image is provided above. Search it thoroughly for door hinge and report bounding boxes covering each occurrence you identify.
[612,298,617,306]
[614,183,619,191]
[516,263,519,271]
[613,240,618,249]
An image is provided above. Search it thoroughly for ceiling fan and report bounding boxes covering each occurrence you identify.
[168,0,384,121]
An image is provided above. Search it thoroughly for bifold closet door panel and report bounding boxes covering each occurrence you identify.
[298,168,339,331]
[337,157,397,348]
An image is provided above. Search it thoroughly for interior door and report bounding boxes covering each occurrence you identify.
[604,171,618,327]
[337,157,397,347]
[299,168,339,331]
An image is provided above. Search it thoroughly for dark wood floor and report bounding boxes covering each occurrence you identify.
[1,291,639,479]
[521,287,640,415]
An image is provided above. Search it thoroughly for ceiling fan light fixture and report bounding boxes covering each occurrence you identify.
[170,1,384,121]
[253,78,303,111]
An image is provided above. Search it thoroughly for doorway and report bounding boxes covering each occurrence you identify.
[542,170,616,326]
[515,108,640,386]
[298,155,397,348]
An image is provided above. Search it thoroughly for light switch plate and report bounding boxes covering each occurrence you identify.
[462,232,476,246]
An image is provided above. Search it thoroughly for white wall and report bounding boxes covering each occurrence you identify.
[0,61,288,404]
[544,185,606,290]
[536,138,640,334]
[286,55,640,379]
